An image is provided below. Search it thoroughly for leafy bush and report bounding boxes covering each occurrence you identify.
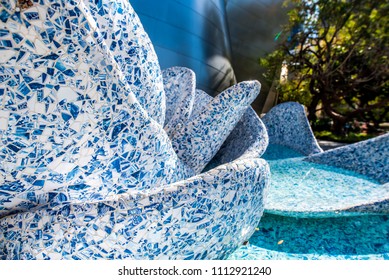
[314,130,378,143]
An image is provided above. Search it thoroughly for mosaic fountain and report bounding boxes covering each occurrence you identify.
[0,0,388,260]
[0,0,270,259]
[231,102,389,260]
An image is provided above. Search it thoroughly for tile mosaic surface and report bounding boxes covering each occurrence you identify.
[265,156,388,217]
[169,81,261,173]
[84,0,166,125]
[229,213,389,260]
[229,245,389,260]
[229,133,388,260]
[0,0,190,218]
[0,0,385,261]
[262,143,304,160]
[205,107,268,172]
[162,67,195,135]
[306,133,389,184]
[189,89,213,120]
[0,158,270,260]
[0,0,270,259]
[261,103,388,217]
[262,102,323,156]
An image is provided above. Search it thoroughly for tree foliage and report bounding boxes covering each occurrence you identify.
[261,0,389,135]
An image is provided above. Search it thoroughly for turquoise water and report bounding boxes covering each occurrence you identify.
[230,213,389,260]
[230,144,389,260]
[262,144,305,160]
[263,145,387,217]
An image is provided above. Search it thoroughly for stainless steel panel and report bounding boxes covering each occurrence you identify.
[132,0,235,95]
[131,0,289,111]
[226,0,290,112]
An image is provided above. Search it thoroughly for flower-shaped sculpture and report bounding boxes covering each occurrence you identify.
[0,0,270,259]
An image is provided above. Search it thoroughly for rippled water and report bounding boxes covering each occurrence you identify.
[230,144,389,260]
[263,145,386,217]
[230,213,389,260]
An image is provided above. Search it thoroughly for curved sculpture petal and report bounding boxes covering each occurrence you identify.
[264,161,389,217]
[170,81,261,173]
[205,107,269,171]
[262,102,322,155]
[0,0,191,217]
[264,134,389,217]
[306,133,389,184]
[0,158,270,260]
[302,133,389,215]
[162,67,196,130]
[84,0,166,125]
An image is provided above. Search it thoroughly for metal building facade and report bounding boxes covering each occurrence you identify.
[131,0,288,112]
[131,0,235,95]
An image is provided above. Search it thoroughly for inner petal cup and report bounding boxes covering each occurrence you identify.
[264,154,388,218]
[169,81,261,173]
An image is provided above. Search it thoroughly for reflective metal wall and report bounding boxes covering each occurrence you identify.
[226,0,289,112]
[131,0,236,95]
[131,0,289,111]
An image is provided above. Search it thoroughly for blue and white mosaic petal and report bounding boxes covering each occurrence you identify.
[85,0,166,125]
[262,102,322,156]
[170,81,261,173]
[162,66,195,133]
[0,0,189,217]
[0,158,270,260]
[264,154,389,217]
[306,133,389,184]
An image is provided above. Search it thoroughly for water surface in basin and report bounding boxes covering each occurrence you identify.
[229,144,389,260]
[262,145,387,217]
[230,213,389,260]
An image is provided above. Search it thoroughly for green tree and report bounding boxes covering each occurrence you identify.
[261,0,389,135]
